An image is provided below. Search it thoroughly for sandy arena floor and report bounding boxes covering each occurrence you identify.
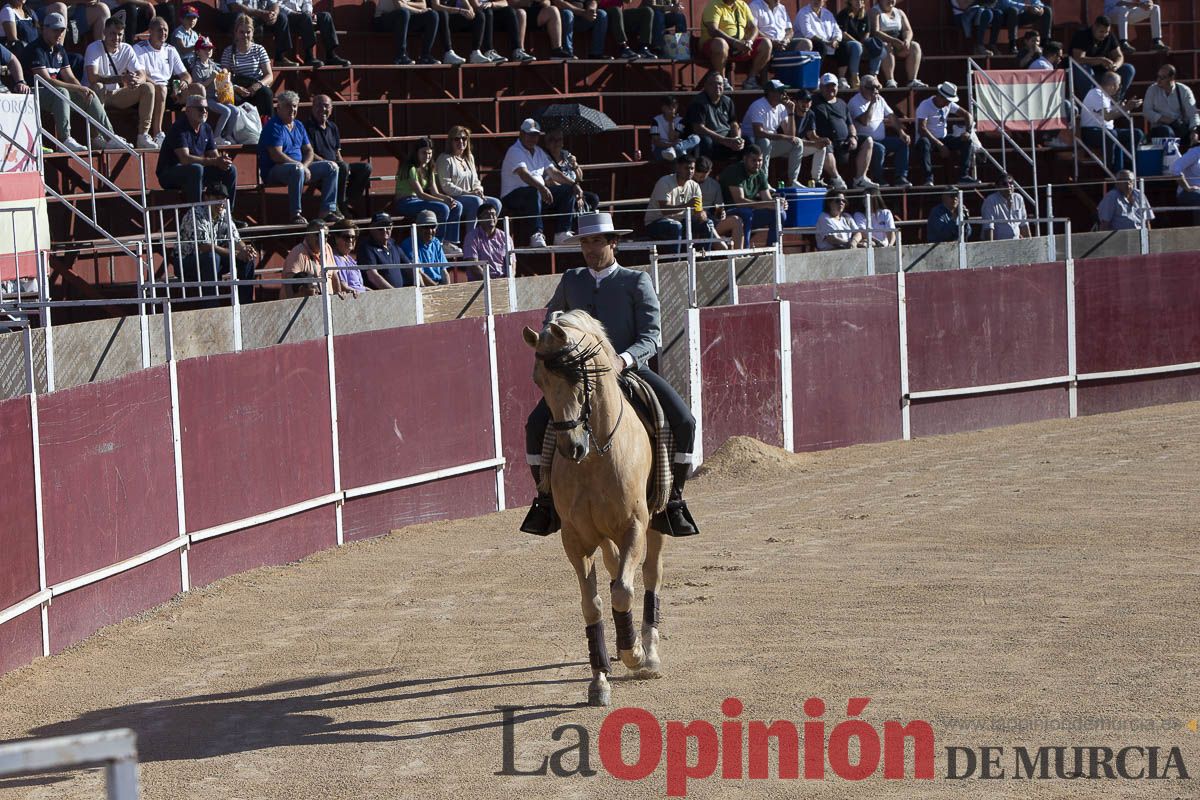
[0,402,1198,799]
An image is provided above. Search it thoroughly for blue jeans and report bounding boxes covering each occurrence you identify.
[958,5,996,44]
[651,8,687,50]
[453,194,502,241]
[646,217,685,254]
[864,36,886,74]
[266,161,338,216]
[393,195,464,243]
[915,134,973,182]
[837,38,863,78]
[501,185,578,236]
[1081,126,1143,172]
[731,207,778,247]
[561,8,608,57]
[158,162,238,206]
[869,135,910,182]
[1072,61,1135,101]
[653,133,701,160]
[373,7,439,60]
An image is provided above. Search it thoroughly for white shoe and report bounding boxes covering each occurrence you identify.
[661,146,677,161]
[828,176,848,190]
[62,137,88,153]
[838,77,851,91]
[484,49,506,62]
[468,49,491,63]
[552,231,573,245]
[530,231,547,247]
[442,50,466,65]
[908,78,927,88]
[136,133,158,150]
[99,134,132,151]
[853,175,879,189]
[442,241,463,257]
[884,78,898,88]
[153,131,166,147]
[213,136,234,147]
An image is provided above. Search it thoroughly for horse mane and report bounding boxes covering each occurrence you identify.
[545,310,620,363]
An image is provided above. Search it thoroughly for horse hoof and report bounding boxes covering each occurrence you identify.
[619,647,645,671]
[588,684,611,706]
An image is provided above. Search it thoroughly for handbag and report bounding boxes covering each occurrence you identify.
[230,102,262,145]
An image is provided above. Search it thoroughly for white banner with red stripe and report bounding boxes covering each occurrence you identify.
[972,69,1068,133]
[0,93,48,282]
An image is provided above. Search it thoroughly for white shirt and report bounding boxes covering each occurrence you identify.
[83,40,139,88]
[1169,146,1200,190]
[981,191,1028,240]
[1081,87,1114,130]
[132,40,186,85]
[916,97,961,140]
[646,174,702,224]
[815,212,858,249]
[741,97,787,138]
[499,140,555,198]
[750,0,791,40]
[793,4,841,43]
[650,113,684,144]
[848,92,894,140]
[851,209,895,243]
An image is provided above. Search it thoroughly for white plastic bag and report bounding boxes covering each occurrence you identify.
[230,102,262,145]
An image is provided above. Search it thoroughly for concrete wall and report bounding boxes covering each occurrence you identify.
[2,227,1197,400]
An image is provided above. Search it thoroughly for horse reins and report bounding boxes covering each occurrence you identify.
[537,339,625,457]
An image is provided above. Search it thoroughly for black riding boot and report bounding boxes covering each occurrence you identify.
[520,465,560,536]
[652,462,700,537]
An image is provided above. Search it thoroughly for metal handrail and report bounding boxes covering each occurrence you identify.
[1068,59,1139,183]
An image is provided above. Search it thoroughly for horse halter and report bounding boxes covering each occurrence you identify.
[537,338,624,457]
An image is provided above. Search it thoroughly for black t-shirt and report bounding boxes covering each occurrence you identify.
[812,96,852,142]
[685,92,736,137]
[304,119,342,162]
[836,8,869,42]
[20,38,67,80]
[1069,27,1119,60]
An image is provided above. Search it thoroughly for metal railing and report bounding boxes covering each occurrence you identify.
[967,58,1045,228]
[1068,60,1140,183]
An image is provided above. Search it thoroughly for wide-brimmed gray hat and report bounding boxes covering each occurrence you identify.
[414,209,439,226]
[564,212,632,242]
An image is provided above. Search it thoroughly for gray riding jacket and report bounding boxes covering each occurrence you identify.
[543,264,662,371]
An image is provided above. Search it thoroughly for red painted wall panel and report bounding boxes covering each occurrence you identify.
[47,553,180,655]
[0,396,38,612]
[1074,254,1200,374]
[334,318,495,493]
[495,309,548,508]
[0,608,41,675]
[178,340,333,533]
[187,507,337,589]
[781,276,904,451]
[700,302,783,454]
[39,366,179,587]
[1078,373,1200,416]
[906,262,1069,393]
[911,387,1070,437]
[342,470,499,542]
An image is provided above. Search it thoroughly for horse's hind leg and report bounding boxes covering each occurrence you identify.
[563,532,611,706]
[640,528,665,674]
[610,521,647,671]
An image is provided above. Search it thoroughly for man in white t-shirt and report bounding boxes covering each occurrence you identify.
[913,81,976,185]
[848,74,911,186]
[132,17,191,146]
[741,79,805,186]
[645,156,712,253]
[84,16,157,149]
[749,0,799,52]
[499,119,582,247]
[980,175,1029,240]
[1080,69,1143,171]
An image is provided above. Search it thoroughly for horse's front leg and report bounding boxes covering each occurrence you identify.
[610,520,647,671]
[563,531,610,706]
[640,528,665,674]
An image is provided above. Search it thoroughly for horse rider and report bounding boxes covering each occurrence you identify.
[522,211,700,538]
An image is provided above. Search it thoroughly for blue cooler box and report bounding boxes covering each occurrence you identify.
[1135,145,1164,177]
[772,51,821,90]
[780,186,827,228]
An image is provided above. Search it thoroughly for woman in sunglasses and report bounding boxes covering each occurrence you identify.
[436,125,502,245]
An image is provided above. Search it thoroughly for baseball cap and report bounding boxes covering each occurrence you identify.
[764,79,789,93]
[195,36,213,50]
[794,89,813,103]
[819,72,838,87]
[370,212,393,226]
[182,5,199,17]
[519,118,543,135]
[43,12,66,30]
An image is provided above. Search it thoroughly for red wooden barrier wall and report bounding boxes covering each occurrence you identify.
[699,302,784,454]
[494,309,547,509]
[0,396,41,673]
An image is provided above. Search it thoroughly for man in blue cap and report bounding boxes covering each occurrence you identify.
[521,211,700,538]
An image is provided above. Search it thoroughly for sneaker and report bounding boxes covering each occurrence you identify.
[661,146,677,161]
[469,49,491,63]
[153,131,166,147]
[853,175,879,189]
[893,176,912,187]
[973,44,994,57]
[619,46,638,60]
[394,55,413,65]
[62,137,88,153]
[443,50,466,65]
[484,49,506,62]
[828,176,848,190]
[1118,39,1135,55]
[884,78,898,88]
[552,231,572,245]
[512,48,535,62]
[100,134,132,151]
[1152,38,1169,52]
[743,76,762,91]
[309,58,324,68]
[416,55,439,65]
[322,209,345,223]
[291,213,308,226]
[922,176,935,186]
[443,241,463,257]
[907,78,927,88]
[276,54,299,67]
[326,54,351,67]
[636,47,655,59]
[136,133,157,150]
[530,231,547,247]
[837,77,850,91]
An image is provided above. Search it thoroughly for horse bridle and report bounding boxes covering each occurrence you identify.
[537,338,625,457]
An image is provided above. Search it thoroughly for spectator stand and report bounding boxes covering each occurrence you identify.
[1068,58,1142,182]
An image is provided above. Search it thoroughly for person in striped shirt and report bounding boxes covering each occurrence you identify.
[221,12,275,116]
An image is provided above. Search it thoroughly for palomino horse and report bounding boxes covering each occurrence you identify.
[522,310,665,706]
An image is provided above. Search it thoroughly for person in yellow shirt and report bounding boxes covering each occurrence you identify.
[700,0,772,89]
